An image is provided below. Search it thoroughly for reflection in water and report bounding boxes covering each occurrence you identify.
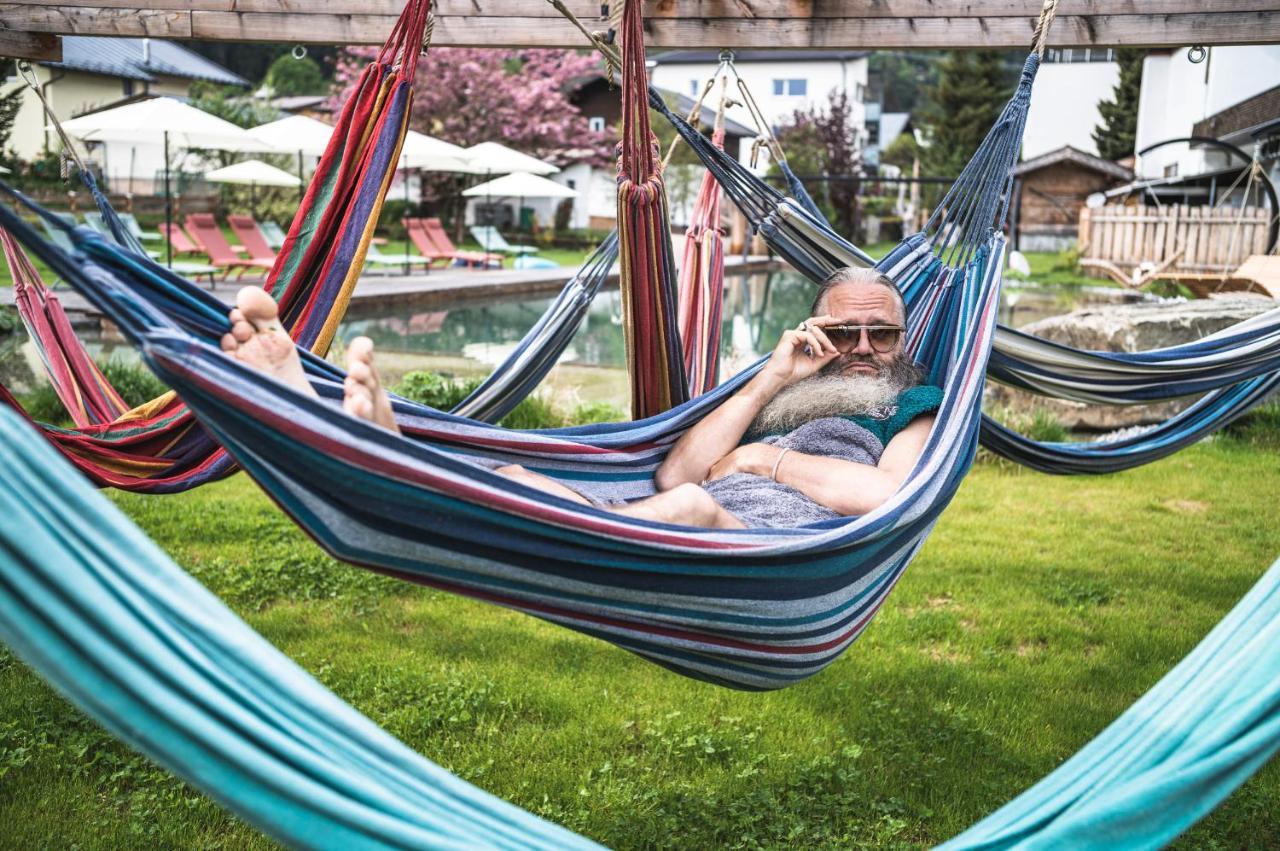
[0,272,1125,413]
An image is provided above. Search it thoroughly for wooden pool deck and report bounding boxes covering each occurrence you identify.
[1,254,782,322]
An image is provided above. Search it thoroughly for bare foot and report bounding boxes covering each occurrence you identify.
[220,286,315,398]
[343,336,400,434]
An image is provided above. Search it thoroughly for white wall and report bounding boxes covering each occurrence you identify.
[1136,46,1280,179]
[1021,60,1120,159]
[649,57,869,171]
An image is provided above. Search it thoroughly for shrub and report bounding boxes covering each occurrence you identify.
[0,305,20,336]
[390,370,625,429]
[1221,401,1280,451]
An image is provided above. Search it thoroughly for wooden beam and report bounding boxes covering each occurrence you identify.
[3,3,1278,48]
[0,5,193,39]
[16,0,1274,18]
[0,30,60,62]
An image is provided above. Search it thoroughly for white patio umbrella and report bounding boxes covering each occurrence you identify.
[249,115,336,199]
[463,172,576,251]
[400,131,475,173]
[59,97,281,266]
[204,160,302,218]
[462,142,559,176]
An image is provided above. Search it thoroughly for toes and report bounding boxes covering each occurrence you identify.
[231,319,255,343]
[348,359,374,386]
[220,332,237,353]
[235,286,280,329]
[348,336,374,361]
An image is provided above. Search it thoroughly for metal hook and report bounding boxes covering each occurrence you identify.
[718,48,735,65]
[291,44,308,61]
[1188,45,1208,64]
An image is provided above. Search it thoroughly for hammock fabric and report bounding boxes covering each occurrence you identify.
[0,36,1027,686]
[1,228,127,427]
[1,402,1278,849]
[616,0,688,419]
[648,94,1280,474]
[675,108,727,397]
[0,0,432,493]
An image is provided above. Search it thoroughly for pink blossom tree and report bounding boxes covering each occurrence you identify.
[331,47,612,163]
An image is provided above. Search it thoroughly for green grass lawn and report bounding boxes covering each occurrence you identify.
[2,435,1278,849]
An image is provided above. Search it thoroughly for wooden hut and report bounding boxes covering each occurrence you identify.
[1011,145,1133,252]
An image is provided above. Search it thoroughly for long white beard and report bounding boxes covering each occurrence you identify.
[750,370,907,436]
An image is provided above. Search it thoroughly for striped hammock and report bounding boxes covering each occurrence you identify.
[1,400,1278,849]
[615,0,688,418]
[0,0,433,492]
[650,92,1280,474]
[0,36,1027,686]
[675,105,727,397]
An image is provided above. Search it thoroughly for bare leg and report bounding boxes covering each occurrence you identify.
[613,482,745,529]
[495,464,592,505]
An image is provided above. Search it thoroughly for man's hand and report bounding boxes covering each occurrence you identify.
[706,443,782,482]
[760,315,842,388]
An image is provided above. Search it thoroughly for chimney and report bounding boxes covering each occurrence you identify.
[142,38,151,66]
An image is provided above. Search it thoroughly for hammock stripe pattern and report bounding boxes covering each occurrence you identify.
[0,0,433,492]
[649,94,1280,474]
[676,119,727,397]
[615,0,688,418]
[2,401,1278,850]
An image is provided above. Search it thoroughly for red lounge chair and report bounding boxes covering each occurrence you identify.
[184,214,274,280]
[424,217,503,268]
[403,217,501,269]
[159,222,200,255]
[227,215,279,265]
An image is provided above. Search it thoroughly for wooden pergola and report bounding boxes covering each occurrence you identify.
[2,1,1279,62]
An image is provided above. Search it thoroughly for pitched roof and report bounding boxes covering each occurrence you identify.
[1012,145,1134,181]
[44,37,248,87]
[652,49,868,64]
[1192,85,1280,143]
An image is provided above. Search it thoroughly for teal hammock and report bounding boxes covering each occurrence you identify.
[0,405,1277,849]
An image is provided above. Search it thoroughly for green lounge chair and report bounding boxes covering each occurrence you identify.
[259,220,288,251]
[470,225,538,256]
[119,212,161,243]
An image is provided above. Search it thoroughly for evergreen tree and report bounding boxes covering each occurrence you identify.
[0,87,24,156]
[264,53,328,97]
[920,51,1013,178]
[1092,49,1145,161]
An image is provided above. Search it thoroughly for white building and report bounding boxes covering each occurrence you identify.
[1021,48,1121,160]
[2,37,247,194]
[1135,46,1280,180]
[648,49,870,172]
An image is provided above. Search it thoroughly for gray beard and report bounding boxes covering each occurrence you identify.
[749,355,924,436]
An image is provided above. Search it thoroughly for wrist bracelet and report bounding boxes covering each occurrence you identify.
[770,447,790,481]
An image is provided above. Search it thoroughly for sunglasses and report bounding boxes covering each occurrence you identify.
[819,324,904,354]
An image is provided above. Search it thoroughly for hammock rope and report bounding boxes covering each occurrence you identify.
[0,0,434,492]
[615,0,688,419]
[675,78,729,396]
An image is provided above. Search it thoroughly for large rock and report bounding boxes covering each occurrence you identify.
[986,295,1278,431]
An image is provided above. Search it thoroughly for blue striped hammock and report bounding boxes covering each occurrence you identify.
[0,51,1031,691]
[650,79,1280,475]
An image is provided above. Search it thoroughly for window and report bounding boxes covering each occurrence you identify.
[588,116,605,133]
[772,79,807,96]
[689,79,699,96]
[1163,163,1179,179]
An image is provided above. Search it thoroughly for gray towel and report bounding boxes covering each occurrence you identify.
[702,417,884,529]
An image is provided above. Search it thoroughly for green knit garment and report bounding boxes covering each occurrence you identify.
[843,384,944,446]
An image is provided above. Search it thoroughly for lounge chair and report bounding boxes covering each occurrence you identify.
[363,242,432,273]
[404,217,501,269]
[84,211,163,259]
[259,220,288,251]
[40,212,78,254]
[227,215,279,265]
[119,212,161,243]
[159,223,201,255]
[470,225,538,256]
[184,213,274,280]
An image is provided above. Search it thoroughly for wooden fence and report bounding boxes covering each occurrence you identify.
[1078,204,1272,278]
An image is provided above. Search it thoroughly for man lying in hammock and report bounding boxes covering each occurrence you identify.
[221,267,940,530]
